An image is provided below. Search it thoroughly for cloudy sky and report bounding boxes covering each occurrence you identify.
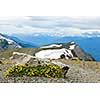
[0,16,100,36]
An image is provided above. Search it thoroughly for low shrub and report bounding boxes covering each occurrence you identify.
[5,63,64,78]
[0,60,12,65]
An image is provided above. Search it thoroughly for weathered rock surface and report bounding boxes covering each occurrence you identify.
[10,52,70,77]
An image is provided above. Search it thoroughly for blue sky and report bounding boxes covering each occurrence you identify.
[0,16,100,36]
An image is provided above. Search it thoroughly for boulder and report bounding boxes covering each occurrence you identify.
[10,52,70,77]
[51,60,70,77]
[10,52,36,64]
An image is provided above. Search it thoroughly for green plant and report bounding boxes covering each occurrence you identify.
[5,64,29,77]
[5,63,64,78]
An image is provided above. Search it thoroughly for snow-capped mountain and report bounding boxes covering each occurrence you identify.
[1,33,60,47]
[35,42,95,61]
[82,31,100,37]
[0,33,98,61]
[0,33,21,50]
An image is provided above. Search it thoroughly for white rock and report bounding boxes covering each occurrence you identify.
[11,52,35,64]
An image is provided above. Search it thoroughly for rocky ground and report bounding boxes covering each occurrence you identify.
[0,48,100,83]
[0,59,100,83]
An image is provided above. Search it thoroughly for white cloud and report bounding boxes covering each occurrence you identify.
[0,16,100,36]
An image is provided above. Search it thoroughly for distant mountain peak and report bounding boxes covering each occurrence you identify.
[0,33,21,50]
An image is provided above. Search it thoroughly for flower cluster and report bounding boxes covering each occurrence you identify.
[5,64,29,77]
[5,63,64,78]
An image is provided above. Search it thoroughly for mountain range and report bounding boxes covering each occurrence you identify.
[0,33,99,61]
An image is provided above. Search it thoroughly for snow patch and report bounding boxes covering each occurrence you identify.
[0,35,14,44]
[69,45,75,50]
[35,48,73,59]
[71,41,75,44]
[15,45,22,48]
[41,44,62,48]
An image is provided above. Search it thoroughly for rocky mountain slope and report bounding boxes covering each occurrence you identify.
[0,34,21,50]
[0,41,95,61]
[35,42,95,61]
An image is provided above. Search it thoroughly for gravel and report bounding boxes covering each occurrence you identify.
[0,76,68,83]
[1,60,100,83]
